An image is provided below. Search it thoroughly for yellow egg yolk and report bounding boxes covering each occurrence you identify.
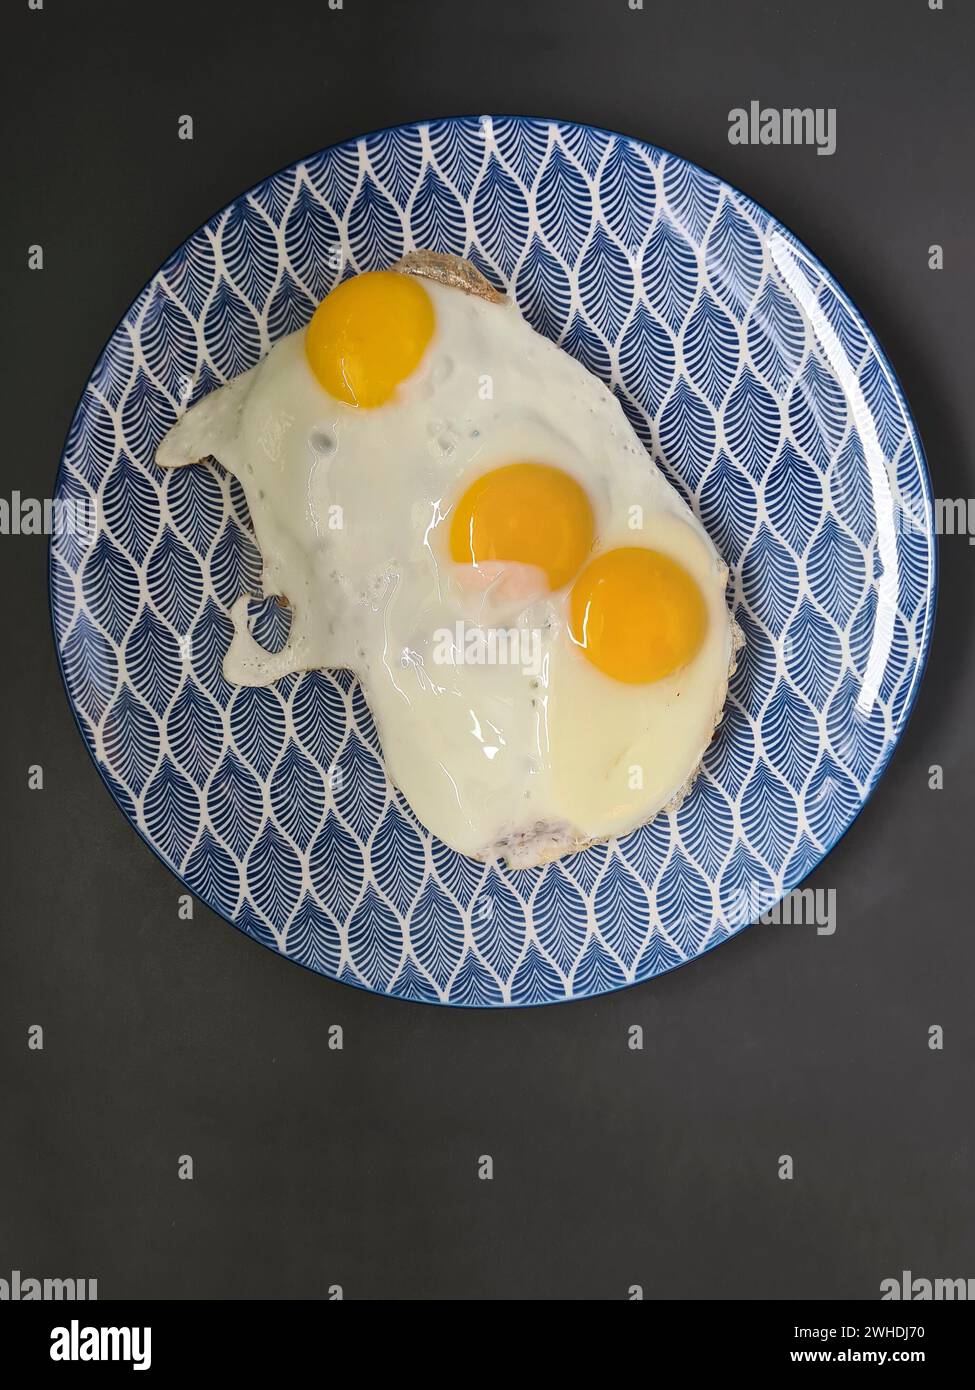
[305,270,435,407]
[570,546,707,683]
[449,463,595,592]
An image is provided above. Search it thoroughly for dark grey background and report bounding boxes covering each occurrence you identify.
[1,0,971,1300]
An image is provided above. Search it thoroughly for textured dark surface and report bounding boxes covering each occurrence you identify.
[1,0,972,1299]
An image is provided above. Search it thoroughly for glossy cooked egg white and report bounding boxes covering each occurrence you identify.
[157,259,738,866]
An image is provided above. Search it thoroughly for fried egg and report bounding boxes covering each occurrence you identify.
[157,255,738,866]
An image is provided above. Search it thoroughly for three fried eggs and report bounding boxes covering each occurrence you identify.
[158,258,737,866]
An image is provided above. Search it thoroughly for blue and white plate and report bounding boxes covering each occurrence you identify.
[50,117,935,1005]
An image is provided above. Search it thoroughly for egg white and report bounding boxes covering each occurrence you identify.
[157,276,735,862]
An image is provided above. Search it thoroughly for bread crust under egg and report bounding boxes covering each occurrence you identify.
[392,250,507,304]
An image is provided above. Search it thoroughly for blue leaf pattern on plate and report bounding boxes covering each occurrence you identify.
[411,164,466,257]
[533,866,587,976]
[222,198,278,311]
[764,442,821,554]
[683,290,738,407]
[662,156,719,245]
[347,175,403,271]
[595,853,651,968]
[599,137,655,251]
[246,821,302,933]
[286,893,341,976]
[167,678,222,788]
[144,757,199,866]
[619,304,675,417]
[643,215,697,332]
[104,450,161,566]
[49,118,935,1003]
[410,879,464,993]
[284,183,340,303]
[62,612,118,724]
[747,276,806,396]
[705,198,763,322]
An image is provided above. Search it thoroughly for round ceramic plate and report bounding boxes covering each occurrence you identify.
[50,116,935,1006]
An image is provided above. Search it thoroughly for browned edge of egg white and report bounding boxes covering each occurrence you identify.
[154,251,743,868]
